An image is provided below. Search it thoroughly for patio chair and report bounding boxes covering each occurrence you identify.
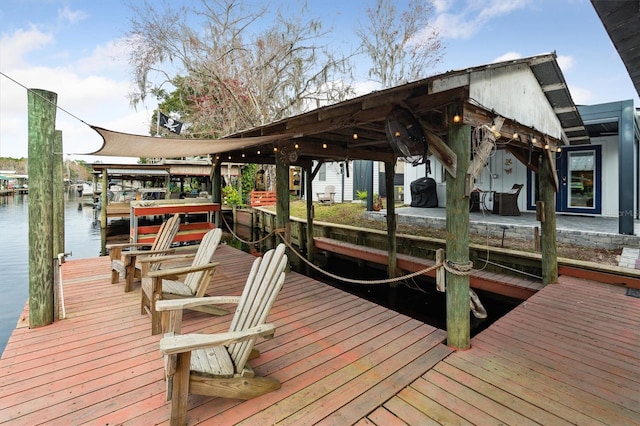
[141,227,224,335]
[317,185,336,205]
[107,213,181,292]
[156,243,288,425]
[492,184,524,216]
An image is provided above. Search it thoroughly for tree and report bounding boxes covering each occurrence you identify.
[126,0,354,138]
[356,0,443,88]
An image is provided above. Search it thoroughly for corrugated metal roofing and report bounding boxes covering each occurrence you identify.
[528,55,590,144]
[591,0,640,99]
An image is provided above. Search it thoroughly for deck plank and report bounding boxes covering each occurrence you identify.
[2,245,639,425]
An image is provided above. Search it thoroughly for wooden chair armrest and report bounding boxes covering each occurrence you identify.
[106,242,151,250]
[136,250,186,264]
[156,295,241,312]
[159,323,276,355]
[147,262,220,278]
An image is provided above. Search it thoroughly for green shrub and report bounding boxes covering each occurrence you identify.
[222,185,243,206]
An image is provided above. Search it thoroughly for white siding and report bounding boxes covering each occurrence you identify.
[310,161,380,203]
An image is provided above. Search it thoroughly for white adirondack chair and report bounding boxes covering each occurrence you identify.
[141,227,224,335]
[107,213,181,292]
[156,243,288,425]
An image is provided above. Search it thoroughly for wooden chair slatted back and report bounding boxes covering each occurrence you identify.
[183,228,222,295]
[148,214,181,272]
[228,244,287,372]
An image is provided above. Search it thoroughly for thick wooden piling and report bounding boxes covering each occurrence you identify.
[540,152,558,284]
[305,164,315,271]
[275,150,290,244]
[27,88,57,328]
[445,106,471,350]
[385,161,397,279]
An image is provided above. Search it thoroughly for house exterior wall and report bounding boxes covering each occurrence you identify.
[310,161,379,203]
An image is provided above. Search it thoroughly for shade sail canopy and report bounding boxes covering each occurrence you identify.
[89,126,292,158]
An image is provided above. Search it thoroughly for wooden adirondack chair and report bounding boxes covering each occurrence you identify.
[156,243,288,425]
[141,227,224,335]
[107,213,181,292]
[317,185,336,205]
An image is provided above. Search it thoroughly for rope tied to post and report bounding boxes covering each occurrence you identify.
[442,259,474,276]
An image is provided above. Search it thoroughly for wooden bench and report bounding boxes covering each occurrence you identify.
[250,190,277,207]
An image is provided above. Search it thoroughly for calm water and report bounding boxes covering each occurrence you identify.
[0,193,103,354]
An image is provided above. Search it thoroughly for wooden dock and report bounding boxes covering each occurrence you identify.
[1,245,638,424]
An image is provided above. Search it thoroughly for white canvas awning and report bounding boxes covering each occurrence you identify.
[89,126,291,158]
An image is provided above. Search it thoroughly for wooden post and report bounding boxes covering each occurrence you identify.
[445,105,471,350]
[540,153,558,284]
[28,88,57,328]
[98,170,108,254]
[385,161,397,279]
[53,130,64,320]
[275,150,290,245]
[211,159,222,227]
[304,163,315,276]
[53,130,65,259]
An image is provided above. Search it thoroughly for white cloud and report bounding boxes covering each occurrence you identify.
[0,28,150,163]
[75,38,131,75]
[0,27,53,68]
[556,55,574,72]
[492,51,522,63]
[433,0,532,40]
[58,6,89,25]
[568,86,593,105]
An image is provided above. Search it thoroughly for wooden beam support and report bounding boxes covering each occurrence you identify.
[445,104,471,350]
[540,152,558,284]
[275,150,290,246]
[417,120,457,178]
[385,161,397,280]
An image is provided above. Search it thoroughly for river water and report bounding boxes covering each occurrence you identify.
[0,193,102,354]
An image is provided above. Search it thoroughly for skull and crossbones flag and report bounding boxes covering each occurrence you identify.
[159,112,183,135]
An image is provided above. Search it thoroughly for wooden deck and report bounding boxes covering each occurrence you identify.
[379,275,640,424]
[0,245,451,425]
[1,245,639,425]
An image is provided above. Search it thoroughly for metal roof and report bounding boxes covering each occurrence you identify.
[91,54,587,171]
[591,0,640,99]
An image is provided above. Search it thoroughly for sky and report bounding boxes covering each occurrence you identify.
[1,0,638,165]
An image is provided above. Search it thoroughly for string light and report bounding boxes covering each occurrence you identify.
[294,143,299,149]
[452,110,462,123]
[273,147,278,152]
[352,133,358,140]
[257,150,261,155]
[512,130,519,139]
[322,143,327,149]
